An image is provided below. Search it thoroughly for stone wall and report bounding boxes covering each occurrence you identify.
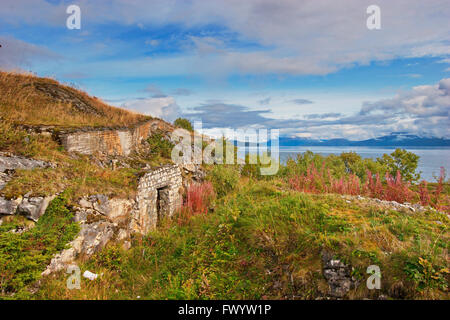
[130,165,183,234]
[58,119,173,156]
[42,165,183,275]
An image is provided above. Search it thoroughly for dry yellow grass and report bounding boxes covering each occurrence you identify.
[0,71,151,128]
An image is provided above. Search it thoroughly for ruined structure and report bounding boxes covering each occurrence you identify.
[0,74,189,275]
[131,165,183,234]
[57,119,173,156]
[41,165,183,275]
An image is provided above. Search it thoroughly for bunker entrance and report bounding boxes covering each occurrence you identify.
[156,186,170,224]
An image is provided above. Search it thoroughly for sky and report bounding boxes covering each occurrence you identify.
[0,0,449,140]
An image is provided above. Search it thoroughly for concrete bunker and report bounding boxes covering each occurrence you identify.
[130,165,182,234]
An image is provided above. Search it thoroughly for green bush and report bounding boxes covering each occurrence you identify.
[279,149,407,183]
[241,153,273,179]
[0,193,79,297]
[146,130,174,159]
[377,148,420,182]
[207,165,240,198]
[173,118,193,132]
[404,256,448,291]
[90,245,124,272]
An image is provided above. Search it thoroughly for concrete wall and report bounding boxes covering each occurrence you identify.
[130,165,183,234]
[58,120,172,156]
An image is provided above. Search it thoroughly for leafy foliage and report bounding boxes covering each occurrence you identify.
[176,181,216,225]
[404,257,449,291]
[146,130,174,159]
[0,193,79,297]
[207,165,240,198]
[173,118,193,132]
[377,148,421,182]
[286,161,446,208]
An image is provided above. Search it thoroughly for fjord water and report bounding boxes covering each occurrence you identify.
[279,146,450,182]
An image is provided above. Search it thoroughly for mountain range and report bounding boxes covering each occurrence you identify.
[278,132,450,147]
[237,132,450,147]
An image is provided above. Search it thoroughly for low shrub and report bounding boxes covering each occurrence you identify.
[173,118,193,132]
[176,181,215,225]
[207,165,240,198]
[288,162,446,209]
[0,193,79,297]
[146,130,174,159]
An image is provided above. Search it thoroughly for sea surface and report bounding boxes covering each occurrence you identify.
[277,146,450,182]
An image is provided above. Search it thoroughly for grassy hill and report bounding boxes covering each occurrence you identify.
[36,179,449,300]
[0,72,172,201]
[0,71,150,128]
[0,72,448,300]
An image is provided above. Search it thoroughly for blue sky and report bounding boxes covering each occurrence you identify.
[0,0,449,139]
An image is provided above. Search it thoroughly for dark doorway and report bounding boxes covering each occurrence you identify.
[156,186,170,225]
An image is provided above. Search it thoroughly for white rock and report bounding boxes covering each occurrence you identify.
[83,270,98,281]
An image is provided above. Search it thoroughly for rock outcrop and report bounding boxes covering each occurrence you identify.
[341,194,448,218]
[42,221,119,276]
[321,251,359,298]
[0,195,56,222]
[0,153,53,173]
[42,195,135,275]
[0,153,57,221]
[77,194,136,224]
[0,152,54,192]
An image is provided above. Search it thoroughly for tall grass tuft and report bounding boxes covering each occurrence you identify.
[176,181,215,225]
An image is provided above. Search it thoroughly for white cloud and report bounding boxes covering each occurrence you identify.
[1,0,450,76]
[121,96,181,122]
[183,78,450,139]
[0,36,58,70]
[145,39,159,46]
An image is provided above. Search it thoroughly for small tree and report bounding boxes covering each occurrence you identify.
[174,118,193,132]
[377,148,420,182]
[340,152,362,173]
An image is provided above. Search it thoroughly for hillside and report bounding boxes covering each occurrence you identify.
[0,72,177,202]
[36,181,449,300]
[0,73,448,300]
[0,71,151,128]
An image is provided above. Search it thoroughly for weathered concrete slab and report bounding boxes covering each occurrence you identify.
[58,119,173,156]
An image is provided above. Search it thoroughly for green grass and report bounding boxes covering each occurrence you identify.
[34,179,449,300]
[1,77,448,300]
[0,193,80,299]
[0,71,150,128]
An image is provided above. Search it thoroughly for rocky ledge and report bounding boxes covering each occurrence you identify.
[0,152,55,192]
[321,250,360,298]
[341,194,448,218]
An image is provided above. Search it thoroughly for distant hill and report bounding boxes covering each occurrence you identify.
[237,132,450,147]
[278,132,450,147]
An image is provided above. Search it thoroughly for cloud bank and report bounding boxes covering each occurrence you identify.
[122,97,181,122]
[0,36,58,71]
[182,78,450,139]
[1,0,449,76]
